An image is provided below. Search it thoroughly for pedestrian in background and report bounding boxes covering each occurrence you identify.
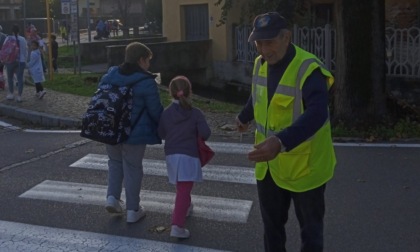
[158,75,211,239]
[95,19,106,39]
[27,27,47,73]
[59,24,67,43]
[236,12,336,252]
[27,40,46,99]
[25,22,35,41]
[103,42,163,223]
[4,24,27,102]
[36,31,47,74]
[112,20,119,37]
[0,25,7,90]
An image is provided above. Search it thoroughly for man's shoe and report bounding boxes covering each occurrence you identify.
[38,90,46,99]
[6,93,13,100]
[105,195,122,214]
[126,206,146,223]
[15,96,22,103]
[170,225,190,238]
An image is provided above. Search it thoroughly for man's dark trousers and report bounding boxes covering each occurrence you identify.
[257,171,326,252]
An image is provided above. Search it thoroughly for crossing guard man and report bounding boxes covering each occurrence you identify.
[236,12,336,252]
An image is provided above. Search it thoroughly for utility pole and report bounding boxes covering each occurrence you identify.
[87,0,91,42]
[23,0,26,31]
[45,0,54,80]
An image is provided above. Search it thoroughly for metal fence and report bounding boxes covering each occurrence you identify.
[386,27,420,78]
[235,25,420,78]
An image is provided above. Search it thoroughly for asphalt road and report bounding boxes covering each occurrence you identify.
[0,120,419,251]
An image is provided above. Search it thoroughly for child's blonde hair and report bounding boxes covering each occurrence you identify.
[169,75,192,110]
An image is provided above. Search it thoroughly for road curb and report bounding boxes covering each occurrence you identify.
[0,102,81,128]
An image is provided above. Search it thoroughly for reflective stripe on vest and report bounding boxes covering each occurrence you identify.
[251,44,336,192]
[252,51,333,138]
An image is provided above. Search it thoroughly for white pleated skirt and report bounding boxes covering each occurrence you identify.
[165,154,203,184]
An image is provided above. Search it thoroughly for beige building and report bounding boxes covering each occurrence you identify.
[162,0,248,85]
[0,0,22,20]
[162,0,245,62]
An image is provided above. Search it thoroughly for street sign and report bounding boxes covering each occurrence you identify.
[70,0,78,14]
[61,0,70,15]
[70,14,78,42]
[70,0,78,42]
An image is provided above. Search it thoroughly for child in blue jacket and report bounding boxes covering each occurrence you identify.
[27,40,46,99]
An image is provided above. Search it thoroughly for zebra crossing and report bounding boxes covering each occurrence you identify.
[3,140,260,251]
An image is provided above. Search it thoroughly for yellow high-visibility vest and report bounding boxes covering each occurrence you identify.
[252,44,336,192]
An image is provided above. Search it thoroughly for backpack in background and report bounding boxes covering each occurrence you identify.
[0,35,20,64]
[80,79,145,145]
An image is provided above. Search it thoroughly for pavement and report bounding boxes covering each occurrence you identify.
[0,63,245,140]
[0,63,108,129]
[0,33,162,129]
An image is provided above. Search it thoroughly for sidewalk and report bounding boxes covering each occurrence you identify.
[0,65,108,128]
[0,64,243,138]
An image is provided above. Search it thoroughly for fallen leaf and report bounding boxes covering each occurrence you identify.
[149,225,168,233]
[220,124,237,131]
[25,149,35,153]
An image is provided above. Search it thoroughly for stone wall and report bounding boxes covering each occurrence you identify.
[106,40,213,87]
[212,60,253,88]
[79,36,167,64]
[386,0,419,28]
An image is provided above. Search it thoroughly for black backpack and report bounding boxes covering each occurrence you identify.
[80,78,147,145]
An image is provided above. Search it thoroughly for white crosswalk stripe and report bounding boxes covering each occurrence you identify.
[0,220,228,252]
[19,180,253,223]
[148,141,254,154]
[70,153,256,185]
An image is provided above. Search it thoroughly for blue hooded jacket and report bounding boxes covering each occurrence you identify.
[98,66,163,145]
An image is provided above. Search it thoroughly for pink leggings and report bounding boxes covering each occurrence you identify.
[171,181,194,227]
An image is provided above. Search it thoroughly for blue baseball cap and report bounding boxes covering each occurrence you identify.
[248,12,288,42]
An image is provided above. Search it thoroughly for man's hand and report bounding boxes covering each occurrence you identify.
[248,136,282,162]
[236,117,249,133]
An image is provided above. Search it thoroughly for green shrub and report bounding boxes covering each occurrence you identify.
[45,73,420,140]
[44,73,242,113]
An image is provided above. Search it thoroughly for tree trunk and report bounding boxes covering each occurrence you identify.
[370,0,387,118]
[333,0,387,126]
[117,0,132,38]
